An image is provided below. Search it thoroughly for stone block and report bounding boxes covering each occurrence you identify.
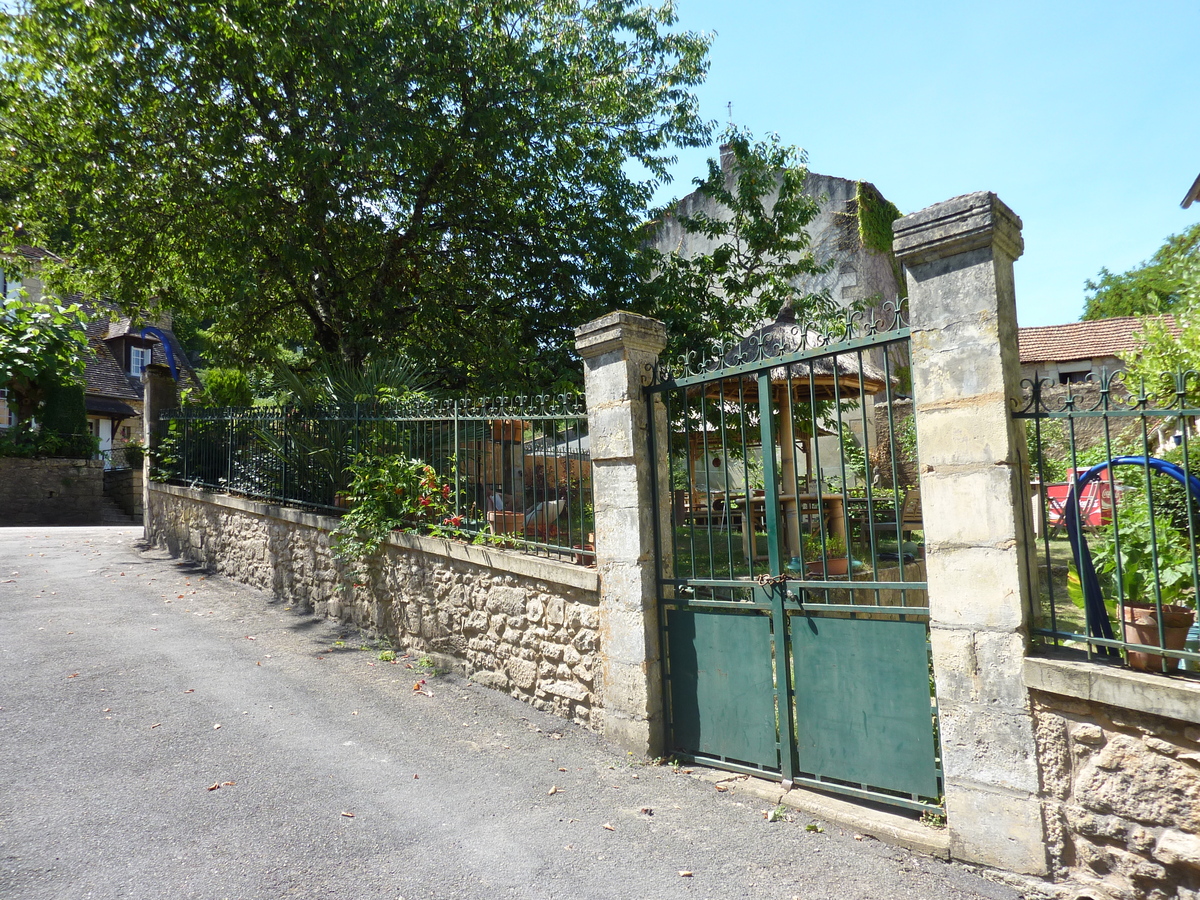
[944,781,1048,875]
[924,547,1027,631]
[912,402,1019,468]
[931,628,1030,709]
[1156,829,1200,869]
[938,700,1040,791]
[1076,734,1200,832]
[920,465,1023,548]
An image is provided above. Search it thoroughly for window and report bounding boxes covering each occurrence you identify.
[1,270,22,301]
[130,345,152,376]
[120,426,132,440]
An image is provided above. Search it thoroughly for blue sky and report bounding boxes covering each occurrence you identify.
[651,0,1200,327]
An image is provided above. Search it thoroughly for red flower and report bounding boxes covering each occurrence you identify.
[419,495,432,507]
[442,484,452,499]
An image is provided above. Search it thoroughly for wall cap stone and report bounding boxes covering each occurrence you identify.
[574,311,666,359]
[148,482,599,593]
[893,191,1024,267]
[1024,652,1200,726]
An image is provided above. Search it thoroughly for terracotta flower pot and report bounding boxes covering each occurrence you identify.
[1121,603,1196,673]
[806,556,849,578]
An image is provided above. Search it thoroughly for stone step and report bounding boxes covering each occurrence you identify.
[99,495,137,525]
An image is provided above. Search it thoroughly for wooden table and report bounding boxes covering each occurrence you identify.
[734,493,846,563]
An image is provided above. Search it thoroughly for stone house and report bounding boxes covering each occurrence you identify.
[0,247,198,465]
[1017,314,1180,385]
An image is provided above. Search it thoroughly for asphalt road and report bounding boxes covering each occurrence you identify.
[0,526,1030,900]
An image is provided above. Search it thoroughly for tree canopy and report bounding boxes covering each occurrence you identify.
[1082,222,1200,320]
[0,0,713,391]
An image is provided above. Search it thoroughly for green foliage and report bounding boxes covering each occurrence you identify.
[274,356,430,409]
[1120,312,1200,404]
[197,368,253,408]
[1026,418,1069,484]
[334,454,452,570]
[1090,488,1197,611]
[0,0,711,392]
[645,127,836,356]
[1082,222,1200,319]
[0,296,90,425]
[853,182,905,298]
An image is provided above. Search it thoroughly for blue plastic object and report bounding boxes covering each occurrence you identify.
[1066,457,1200,655]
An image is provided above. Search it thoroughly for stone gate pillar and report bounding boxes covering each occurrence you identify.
[894,193,1048,875]
[142,363,178,535]
[575,312,668,756]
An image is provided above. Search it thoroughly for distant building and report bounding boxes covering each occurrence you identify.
[648,149,904,318]
[0,248,199,466]
[1017,315,1180,385]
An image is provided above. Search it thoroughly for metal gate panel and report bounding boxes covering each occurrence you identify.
[791,613,938,799]
[665,609,778,769]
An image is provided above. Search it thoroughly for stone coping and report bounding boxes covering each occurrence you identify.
[1024,652,1200,726]
[149,482,600,593]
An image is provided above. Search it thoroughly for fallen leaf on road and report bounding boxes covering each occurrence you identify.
[714,785,729,793]
[246,636,256,641]
[678,871,693,878]
[341,811,355,818]
[854,834,864,841]
[213,724,221,730]
[222,781,235,787]
[558,767,567,772]
[67,673,78,679]
[602,823,614,831]
[183,689,193,693]
[413,774,419,779]
[150,723,161,729]
[102,708,111,713]
[548,786,560,795]
[206,783,220,791]
[256,661,262,666]
[640,807,653,815]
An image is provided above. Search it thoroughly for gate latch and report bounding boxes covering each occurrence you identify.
[756,573,788,587]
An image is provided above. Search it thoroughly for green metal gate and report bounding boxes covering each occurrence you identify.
[646,304,942,813]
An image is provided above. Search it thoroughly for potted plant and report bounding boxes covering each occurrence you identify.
[1091,494,1197,672]
[802,531,849,578]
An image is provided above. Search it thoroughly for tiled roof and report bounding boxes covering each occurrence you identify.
[1018,316,1179,365]
[84,334,142,401]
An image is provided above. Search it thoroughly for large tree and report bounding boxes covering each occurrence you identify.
[0,0,710,391]
[1082,222,1200,320]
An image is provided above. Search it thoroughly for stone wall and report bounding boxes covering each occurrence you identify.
[1033,693,1200,900]
[146,484,602,727]
[0,457,103,525]
[103,466,143,521]
[1027,658,1200,900]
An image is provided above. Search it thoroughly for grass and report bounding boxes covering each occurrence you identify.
[1032,535,1088,637]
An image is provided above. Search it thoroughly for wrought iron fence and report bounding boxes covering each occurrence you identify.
[1015,371,1200,674]
[155,396,594,563]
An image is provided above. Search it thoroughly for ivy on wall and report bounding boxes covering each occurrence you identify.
[854,181,906,298]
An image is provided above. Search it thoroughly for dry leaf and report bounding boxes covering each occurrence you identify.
[206,783,220,791]
[340,811,355,818]
[183,689,194,694]
[413,774,419,779]
[639,807,653,816]
[714,784,729,793]
[150,723,161,729]
[678,871,693,878]
[558,767,567,772]
[602,823,614,831]
[222,781,235,787]
[547,785,560,795]
[102,708,111,713]
[854,834,864,841]
[256,661,261,666]
[246,636,256,641]
[67,673,79,679]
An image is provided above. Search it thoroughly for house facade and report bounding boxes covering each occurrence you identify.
[0,248,198,466]
[1017,314,1179,385]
